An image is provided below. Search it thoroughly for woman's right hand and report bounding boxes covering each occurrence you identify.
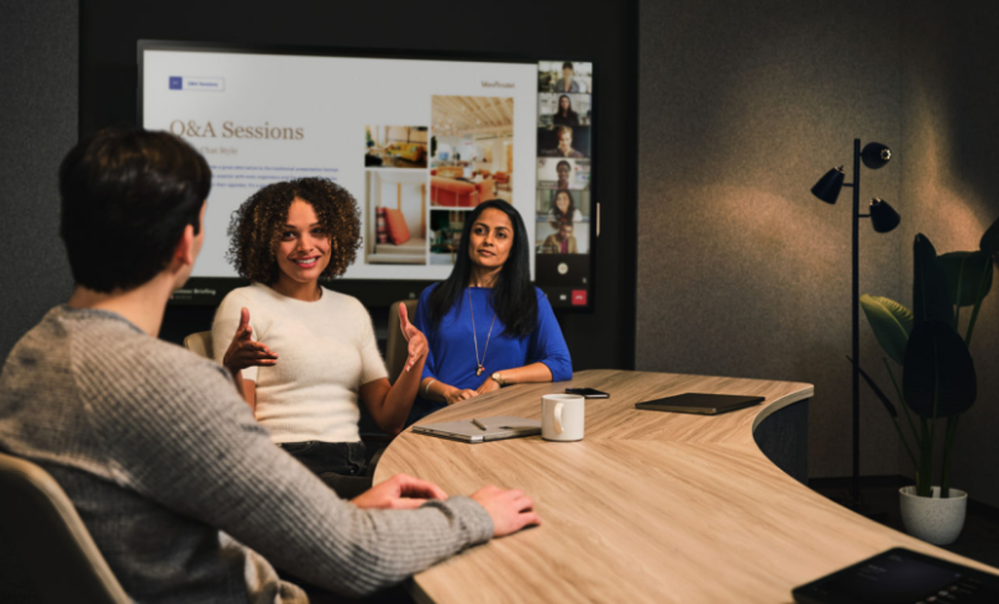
[443,386,478,406]
[223,307,278,373]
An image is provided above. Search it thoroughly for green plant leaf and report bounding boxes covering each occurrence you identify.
[847,356,898,417]
[913,234,955,327]
[980,215,999,261]
[860,294,913,365]
[903,320,977,418]
[939,251,994,307]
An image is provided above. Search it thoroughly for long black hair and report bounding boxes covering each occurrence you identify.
[553,95,579,126]
[428,199,538,337]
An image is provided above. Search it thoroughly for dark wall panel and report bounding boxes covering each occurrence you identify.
[0,1,78,593]
[0,1,78,361]
[637,0,905,479]
[638,0,999,507]
[900,1,999,507]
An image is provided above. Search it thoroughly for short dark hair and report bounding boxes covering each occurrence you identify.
[226,178,361,285]
[428,199,538,337]
[562,61,574,71]
[59,128,211,293]
[556,160,571,172]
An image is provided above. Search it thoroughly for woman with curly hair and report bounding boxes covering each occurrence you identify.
[409,199,572,422]
[211,177,427,497]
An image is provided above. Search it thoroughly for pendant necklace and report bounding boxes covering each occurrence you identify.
[468,288,497,376]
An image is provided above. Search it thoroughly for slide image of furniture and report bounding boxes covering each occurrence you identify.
[430,176,495,208]
[429,209,467,266]
[430,95,514,204]
[365,171,428,265]
[365,125,428,169]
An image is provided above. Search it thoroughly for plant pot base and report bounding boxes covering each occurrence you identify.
[899,486,967,545]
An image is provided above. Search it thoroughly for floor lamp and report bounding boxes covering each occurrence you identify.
[811,139,901,510]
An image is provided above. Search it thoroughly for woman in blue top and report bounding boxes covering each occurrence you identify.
[410,199,572,422]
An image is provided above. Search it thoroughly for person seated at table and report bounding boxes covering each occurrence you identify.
[552,95,580,126]
[548,189,584,228]
[409,199,573,421]
[0,127,540,603]
[541,222,578,254]
[212,177,425,497]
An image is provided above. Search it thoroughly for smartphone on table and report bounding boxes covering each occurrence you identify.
[564,387,609,398]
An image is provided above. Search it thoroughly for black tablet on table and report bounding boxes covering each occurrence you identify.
[634,393,764,415]
[792,547,999,603]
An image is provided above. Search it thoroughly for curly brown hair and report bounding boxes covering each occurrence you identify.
[226,177,361,284]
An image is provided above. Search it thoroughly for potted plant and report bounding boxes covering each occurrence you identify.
[857,216,998,544]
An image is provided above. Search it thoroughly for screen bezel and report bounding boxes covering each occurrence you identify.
[137,39,597,310]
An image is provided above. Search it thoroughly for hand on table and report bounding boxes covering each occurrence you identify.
[471,485,541,537]
[351,473,448,510]
[223,307,277,373]
[444,387,478,406]
[398,304,427,373]
[475,376,501,395]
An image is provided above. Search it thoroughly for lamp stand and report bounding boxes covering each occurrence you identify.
[850,138,862,511]
[811,138,898,517]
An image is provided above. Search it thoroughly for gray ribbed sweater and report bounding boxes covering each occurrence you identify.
[0,306,493,603]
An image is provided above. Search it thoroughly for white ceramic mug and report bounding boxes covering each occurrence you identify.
[542,394,585,442]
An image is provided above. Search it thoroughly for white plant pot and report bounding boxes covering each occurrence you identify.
[899,486,968,545]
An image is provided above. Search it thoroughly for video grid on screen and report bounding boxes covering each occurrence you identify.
[534,60,593,309]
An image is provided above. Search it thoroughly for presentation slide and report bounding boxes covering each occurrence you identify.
[141,48,539,284]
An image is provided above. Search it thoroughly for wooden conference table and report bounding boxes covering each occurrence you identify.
[374,370,998,603]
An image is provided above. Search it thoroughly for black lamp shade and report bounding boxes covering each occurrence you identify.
[861,142,892,169]
[811,166,845,204]
[869,198,900,232]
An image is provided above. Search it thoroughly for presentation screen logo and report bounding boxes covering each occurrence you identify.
[168,76,225,91]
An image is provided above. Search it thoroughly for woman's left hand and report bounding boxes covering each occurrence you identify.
[399,303,427,373]
[476,376,502,395]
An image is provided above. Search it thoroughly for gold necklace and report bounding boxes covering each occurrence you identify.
[468,288,498,376]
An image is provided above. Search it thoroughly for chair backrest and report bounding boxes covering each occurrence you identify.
[184,331,214,360]
[386,299,419,383]
[0,452,131,604]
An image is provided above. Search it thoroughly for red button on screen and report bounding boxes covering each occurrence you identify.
[571,290,587,306]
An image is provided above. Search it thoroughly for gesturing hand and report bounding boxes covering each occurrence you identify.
[470,485,541,537]
[399,303,428,373]
[351,473,448,510]
[222,307,278,373]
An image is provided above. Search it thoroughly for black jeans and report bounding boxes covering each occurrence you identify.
[279,441,373,500]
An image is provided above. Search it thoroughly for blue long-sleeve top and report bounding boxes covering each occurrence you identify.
[415,284,573,393]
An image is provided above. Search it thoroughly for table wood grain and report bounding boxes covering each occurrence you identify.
[374,369,997,603]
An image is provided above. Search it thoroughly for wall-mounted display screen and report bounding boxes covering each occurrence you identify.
[139,42,594,308]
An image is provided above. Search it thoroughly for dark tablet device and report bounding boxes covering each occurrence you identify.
[565,387,609,398]
[634,392,764,415]
[791,547,999,603]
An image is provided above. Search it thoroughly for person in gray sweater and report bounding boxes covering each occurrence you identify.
[0,128,540,603]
